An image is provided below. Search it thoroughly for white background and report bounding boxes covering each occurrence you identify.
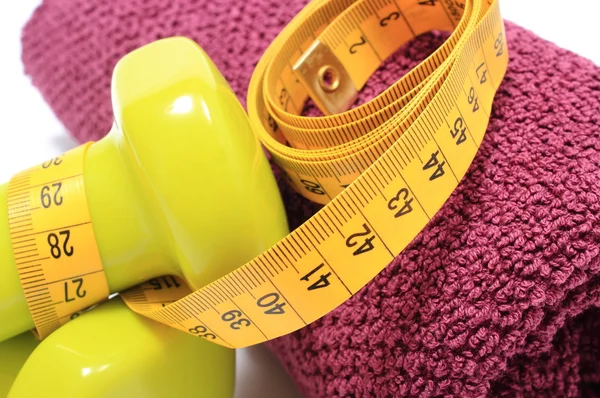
[0,1,599,397]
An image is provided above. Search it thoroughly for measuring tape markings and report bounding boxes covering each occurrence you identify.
[7,144,109,339]
[7,0,508,347]
[119,0,508,348]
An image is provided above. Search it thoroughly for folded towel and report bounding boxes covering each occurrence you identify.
[21,0,600,396]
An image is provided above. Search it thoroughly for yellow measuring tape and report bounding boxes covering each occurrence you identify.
[7,144,109,339]
[9,0,508,346]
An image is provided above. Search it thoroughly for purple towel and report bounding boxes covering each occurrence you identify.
[21,0,600,396]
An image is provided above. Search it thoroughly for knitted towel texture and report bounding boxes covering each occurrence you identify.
[21,1,600,396]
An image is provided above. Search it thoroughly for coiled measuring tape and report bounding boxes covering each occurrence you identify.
[9,0,508,346]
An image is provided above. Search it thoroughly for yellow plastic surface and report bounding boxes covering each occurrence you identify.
[0,36,289,341]
[0,332,38,397]
[0,36,292,397]
[8,297,235,397]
